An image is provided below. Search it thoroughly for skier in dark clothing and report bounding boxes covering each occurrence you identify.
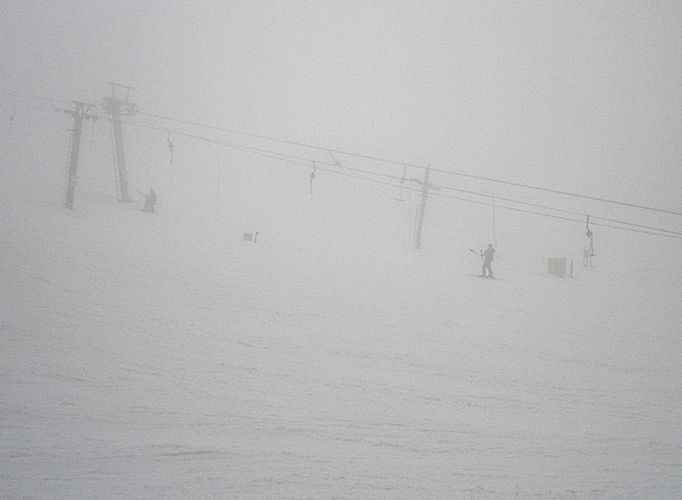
[482,243,495,278]
[144,188,157,213]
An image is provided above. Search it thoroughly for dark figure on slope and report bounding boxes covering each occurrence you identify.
[481,243,495,278]
[144,188,157,213]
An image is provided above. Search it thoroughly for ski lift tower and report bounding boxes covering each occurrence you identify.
[102,82,137,202]
[409,164,440,249]
[63,101,97,209]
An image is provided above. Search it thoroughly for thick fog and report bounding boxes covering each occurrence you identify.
[3,1,682,203]
[2,1,682,498]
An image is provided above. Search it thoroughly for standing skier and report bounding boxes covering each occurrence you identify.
[481,243,495,278]
[144,188,157,213]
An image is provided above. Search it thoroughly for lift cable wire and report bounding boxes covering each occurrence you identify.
[123,119,404,182]
[124,118,417,195]
[429,167,682,217]
[10,94,680,222]
[123,119,682,240]
[124,119,399,195]
[430,191,682,240]
[137,110,682,217]
[8,97,680,217]
[436,184,682,237]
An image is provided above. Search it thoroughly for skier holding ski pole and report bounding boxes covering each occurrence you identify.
[469,244,495,279]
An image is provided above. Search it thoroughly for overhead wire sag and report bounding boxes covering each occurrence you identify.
[137,110,682,217]
[123,117,682,241]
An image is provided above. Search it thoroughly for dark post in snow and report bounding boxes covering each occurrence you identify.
[410,164,439,249]
[63,102,97,209]
[102,82,137,202]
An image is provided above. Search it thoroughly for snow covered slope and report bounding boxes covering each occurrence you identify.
[2,182,682,499]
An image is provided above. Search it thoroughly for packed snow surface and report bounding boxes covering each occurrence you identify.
[2,191,682,499]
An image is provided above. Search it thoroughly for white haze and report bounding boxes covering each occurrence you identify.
[1,1,682,498]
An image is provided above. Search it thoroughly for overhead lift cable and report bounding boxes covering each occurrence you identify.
[137,110,682,217]
[436,184,682,237]
[124,119,404,183]
[430,192,682,240]
[123,119,682,240]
